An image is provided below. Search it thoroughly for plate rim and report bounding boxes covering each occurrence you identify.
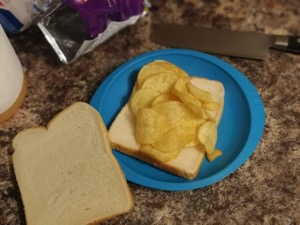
[90,49,265,191]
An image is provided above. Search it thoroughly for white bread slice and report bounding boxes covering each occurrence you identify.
[12,102,133,225]
[109,77,225,179]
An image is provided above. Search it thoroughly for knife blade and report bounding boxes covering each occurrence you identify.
[150,24,300,60]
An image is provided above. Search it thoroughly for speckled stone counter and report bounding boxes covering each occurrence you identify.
[1,0,299,224]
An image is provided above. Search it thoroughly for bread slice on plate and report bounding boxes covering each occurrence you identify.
[12,102,133,225]
[109,77,225,180]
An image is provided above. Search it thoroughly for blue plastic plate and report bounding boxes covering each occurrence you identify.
[90,49,265,191]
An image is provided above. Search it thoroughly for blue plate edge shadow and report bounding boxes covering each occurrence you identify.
[90,49,265,191]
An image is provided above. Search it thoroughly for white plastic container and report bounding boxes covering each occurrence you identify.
[0,25,26,123]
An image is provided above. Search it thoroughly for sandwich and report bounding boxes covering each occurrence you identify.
[109,60,225,180]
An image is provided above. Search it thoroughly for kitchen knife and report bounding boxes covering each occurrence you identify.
[150,24,300,60]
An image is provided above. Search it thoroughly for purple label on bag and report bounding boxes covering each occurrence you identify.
[64,0,144,39]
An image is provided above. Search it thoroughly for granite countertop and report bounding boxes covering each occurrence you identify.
[1,0,299,224]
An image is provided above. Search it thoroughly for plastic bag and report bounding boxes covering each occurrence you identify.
[38,0,150,64]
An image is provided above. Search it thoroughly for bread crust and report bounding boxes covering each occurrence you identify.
[111,140,205,180]
[87,205,133,225]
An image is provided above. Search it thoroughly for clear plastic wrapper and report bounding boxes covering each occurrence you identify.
[38,0,150,64]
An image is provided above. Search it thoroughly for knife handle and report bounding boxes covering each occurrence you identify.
[272,36,300,54]
[287,36,300,53]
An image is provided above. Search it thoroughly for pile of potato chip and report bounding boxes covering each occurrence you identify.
[130,60,222,162]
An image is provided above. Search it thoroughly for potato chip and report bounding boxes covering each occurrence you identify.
[204,110,216,123]
[151,93,179,106]
[176,91,205,118]
[206,149,222,162]
[141,73,178,93]
[202,108,209,120]
[187,82,213,103]
[130,88,160,115]
[196,118,207,127]
[203,102,220,111]
[185,136,200,147]
[153,126,194,152]
[171,78,205,117]
[137,61,179,87]
[139,144,180,162]
[136,108,167,144]
[185,119,206,147]
[152,101,196,129]
[197,121,217,154]
[172,77,189,95]
[156,60,189,78]
[127,83,140,105]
